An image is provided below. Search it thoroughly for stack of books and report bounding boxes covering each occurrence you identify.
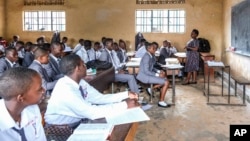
[67,123,114,141]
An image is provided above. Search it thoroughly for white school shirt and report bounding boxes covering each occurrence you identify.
[45,76,128,125]
[87,48,101,61]
[0,100,46,141]
[76,47,89,63]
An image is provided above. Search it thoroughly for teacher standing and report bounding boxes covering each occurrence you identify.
[182,29,200,85]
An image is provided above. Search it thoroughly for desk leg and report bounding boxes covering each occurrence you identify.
[243,85,246,105]
[203,65,206,96]
[207,67,210,103]
[228,67,231,104]
[222,68,224,96]
[172,70,175,104]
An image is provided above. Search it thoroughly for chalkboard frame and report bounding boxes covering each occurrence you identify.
[231,0,250,57]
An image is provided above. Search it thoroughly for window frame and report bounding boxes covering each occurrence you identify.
[23,10,66,32]
[135,9,186,33]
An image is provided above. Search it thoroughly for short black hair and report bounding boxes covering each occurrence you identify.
[34,47,49,59]
[5,47,16,56]
[0,67,40,100]
[94,42,100,46]
[192,29,199,36]
[59,54,82,76]
[145,42,153,50]
[51,41,62,49]
[104,38,113,46]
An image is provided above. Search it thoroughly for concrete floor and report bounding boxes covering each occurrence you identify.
[134,77,250,141]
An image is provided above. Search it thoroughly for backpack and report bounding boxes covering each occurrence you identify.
[86,60,112,70]
[198,38,211,52]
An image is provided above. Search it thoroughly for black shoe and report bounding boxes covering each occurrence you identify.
[158,103,171,108]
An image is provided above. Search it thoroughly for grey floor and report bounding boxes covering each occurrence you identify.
[133,76,250,141]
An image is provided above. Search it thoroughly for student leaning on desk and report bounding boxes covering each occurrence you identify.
[45,54,139,129]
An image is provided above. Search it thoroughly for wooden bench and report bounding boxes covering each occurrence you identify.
[231,75,250,105]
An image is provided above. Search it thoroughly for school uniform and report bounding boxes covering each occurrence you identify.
[29,60,57,95]
[75,47,89,63]
[135,45,146,58]
[43,54,63,80]
[120,48,128,63]
[0,58,20,76]
[45,76,128,125]
[99,48,140,93]
[137,52,165,85]
[22,52,35,67]
[0,99,46,141]
[87,48,101,61]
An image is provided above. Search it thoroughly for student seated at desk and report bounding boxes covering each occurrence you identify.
[45,54,139,127]
[99,38,140,94]
[0,67,46,141]
[0,47,20,76]
[29,47,58,96]
[158,40,177,65]
[137,42,171,108]
[43,42,64,80]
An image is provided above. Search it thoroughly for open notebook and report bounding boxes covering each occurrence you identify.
[67,123,113,141]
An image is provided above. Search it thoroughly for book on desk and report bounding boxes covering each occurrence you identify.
[67,123,114,141]
[67,107,150,141]
[207,61,225,67]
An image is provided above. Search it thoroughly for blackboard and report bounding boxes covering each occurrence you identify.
[231,0,250,57]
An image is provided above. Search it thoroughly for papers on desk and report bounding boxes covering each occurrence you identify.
[106,107,150,125]
[207,61,225,67]
[174,52,186,58]
[67,123,114,141]
[126,61,140,67]
[130,57,141,62]
[161,64,184,69]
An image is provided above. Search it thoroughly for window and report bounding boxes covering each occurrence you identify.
[135,9,185,33]
[23,11,66,31]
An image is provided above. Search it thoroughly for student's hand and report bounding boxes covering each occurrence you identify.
[125,99,140,109]
[128,91,138,100]
[159,71,165,78]
[118,70,125,74]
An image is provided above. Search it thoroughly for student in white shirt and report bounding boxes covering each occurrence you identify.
[45,54,139,126]
[0,67,46,141]
[73,39,84,53]
[75,39,89,63]
[87,42,101,61]
[62,36,72,53]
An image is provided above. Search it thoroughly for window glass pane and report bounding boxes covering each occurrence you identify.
[23,11,66,31]
[135,9,185,33]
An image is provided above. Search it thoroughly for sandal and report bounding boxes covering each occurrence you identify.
[190,81,197,84]
[182,82,190,85]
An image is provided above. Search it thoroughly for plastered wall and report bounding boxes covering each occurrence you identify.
[0,0,5,36]
[4,0,223,59]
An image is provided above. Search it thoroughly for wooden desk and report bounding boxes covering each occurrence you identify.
[84,67,115,92]
[110,122,138,141]
[200,52,215,82]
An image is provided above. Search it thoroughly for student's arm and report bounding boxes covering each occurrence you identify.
[141,55,156,76]
[80,79,128,104]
